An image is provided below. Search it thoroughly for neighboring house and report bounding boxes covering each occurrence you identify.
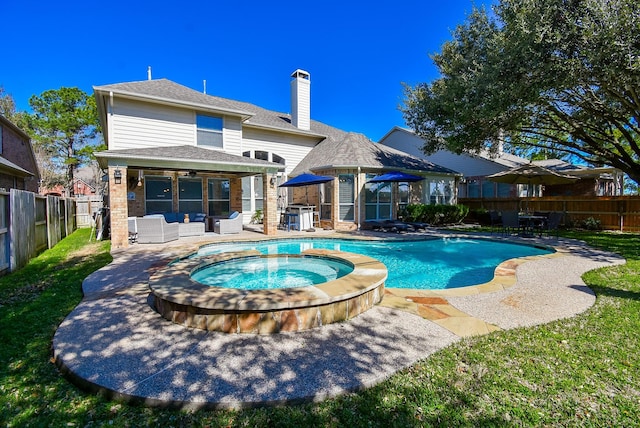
[40,178,97,197]
[0,115,40,193]
[379,126,623,199]
[94,70,459,248]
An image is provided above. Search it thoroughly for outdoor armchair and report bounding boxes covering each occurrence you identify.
[214,211,243,234]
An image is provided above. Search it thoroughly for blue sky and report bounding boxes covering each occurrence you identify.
[2,0,493,142]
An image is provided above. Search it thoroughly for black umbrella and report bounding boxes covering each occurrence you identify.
[368,171,424,183]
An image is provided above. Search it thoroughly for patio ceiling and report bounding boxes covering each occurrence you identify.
[95,145,284,176]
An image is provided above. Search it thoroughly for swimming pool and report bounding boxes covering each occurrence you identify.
[196,238,553,290]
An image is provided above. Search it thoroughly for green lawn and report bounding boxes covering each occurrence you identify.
[1,228,639,427]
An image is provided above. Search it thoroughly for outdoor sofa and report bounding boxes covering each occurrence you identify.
[135,216,180,243]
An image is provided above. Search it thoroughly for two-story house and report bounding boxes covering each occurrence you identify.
[379,126,623,199]
[94,71,460,248]
[0,115,40,193]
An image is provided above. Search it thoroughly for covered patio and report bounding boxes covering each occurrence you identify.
[96,145,284,249]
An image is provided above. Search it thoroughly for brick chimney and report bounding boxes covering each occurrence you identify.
[290,69,310,130]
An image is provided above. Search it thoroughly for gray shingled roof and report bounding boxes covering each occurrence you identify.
[0,156,34,177]
[94,79,458,177]
[291,132,459,176]
[95,145,283,172]
[94,79,331,138]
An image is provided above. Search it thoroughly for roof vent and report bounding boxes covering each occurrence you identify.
[290,69,310,130]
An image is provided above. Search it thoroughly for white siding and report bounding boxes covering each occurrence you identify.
[380,128,507,176]
[291,71,310,130]
[223,116,243,154]
[109,99,194,150]
[426,151,507,176]
[242,128,318,174]
[379,129,424,158]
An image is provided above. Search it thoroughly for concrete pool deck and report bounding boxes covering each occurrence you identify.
[52,229,625,409]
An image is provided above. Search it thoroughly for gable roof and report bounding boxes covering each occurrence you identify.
[379,126,527,169]
[93,80,459,177]
[291,132,459,176]
[94,78,331,142]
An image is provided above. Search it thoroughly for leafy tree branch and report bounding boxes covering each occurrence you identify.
[23,87,105,195]
[401,0,640,183]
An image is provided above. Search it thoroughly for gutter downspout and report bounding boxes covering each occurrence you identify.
[357,166,361,230]
[108,91,114,147]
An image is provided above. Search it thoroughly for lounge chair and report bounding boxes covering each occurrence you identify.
[365,220,410,233]
[136,215,180,243]
[406,221,429,231]
[214,211,243,234]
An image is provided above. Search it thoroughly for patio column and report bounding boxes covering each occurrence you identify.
[229,177,242,213]
[263,172,278,235]
[331,175,340,230]
[109,165,129,249]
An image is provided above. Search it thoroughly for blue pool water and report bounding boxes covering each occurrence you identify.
[196,238,553,290]
[191,255,354,290]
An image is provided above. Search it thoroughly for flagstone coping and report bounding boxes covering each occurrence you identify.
[149,249,387,333]
[380,247,570,337]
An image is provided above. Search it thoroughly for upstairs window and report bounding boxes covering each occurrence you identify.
[255,150,269,161]
[196,114,223,148]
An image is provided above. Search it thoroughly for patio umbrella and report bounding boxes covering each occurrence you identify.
[367,171,424,183]
[279,173,334,187]
[487,164,578,185]
[279,173,334,206]
[486,163,578,197]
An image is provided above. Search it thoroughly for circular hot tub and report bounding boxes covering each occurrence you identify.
[191,254,354,290]
[149,250,387,334]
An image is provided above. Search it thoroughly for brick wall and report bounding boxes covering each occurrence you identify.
[0,121,39,193]
[109,166,129,249]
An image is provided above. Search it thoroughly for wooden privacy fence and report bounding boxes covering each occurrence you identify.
[460,196,640,231]
[0,189,77,275]
[75,196,103,228]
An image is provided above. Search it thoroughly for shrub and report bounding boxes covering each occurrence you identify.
[581,216,601,230]
[251,209,263,224]
[400,204,469,225]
